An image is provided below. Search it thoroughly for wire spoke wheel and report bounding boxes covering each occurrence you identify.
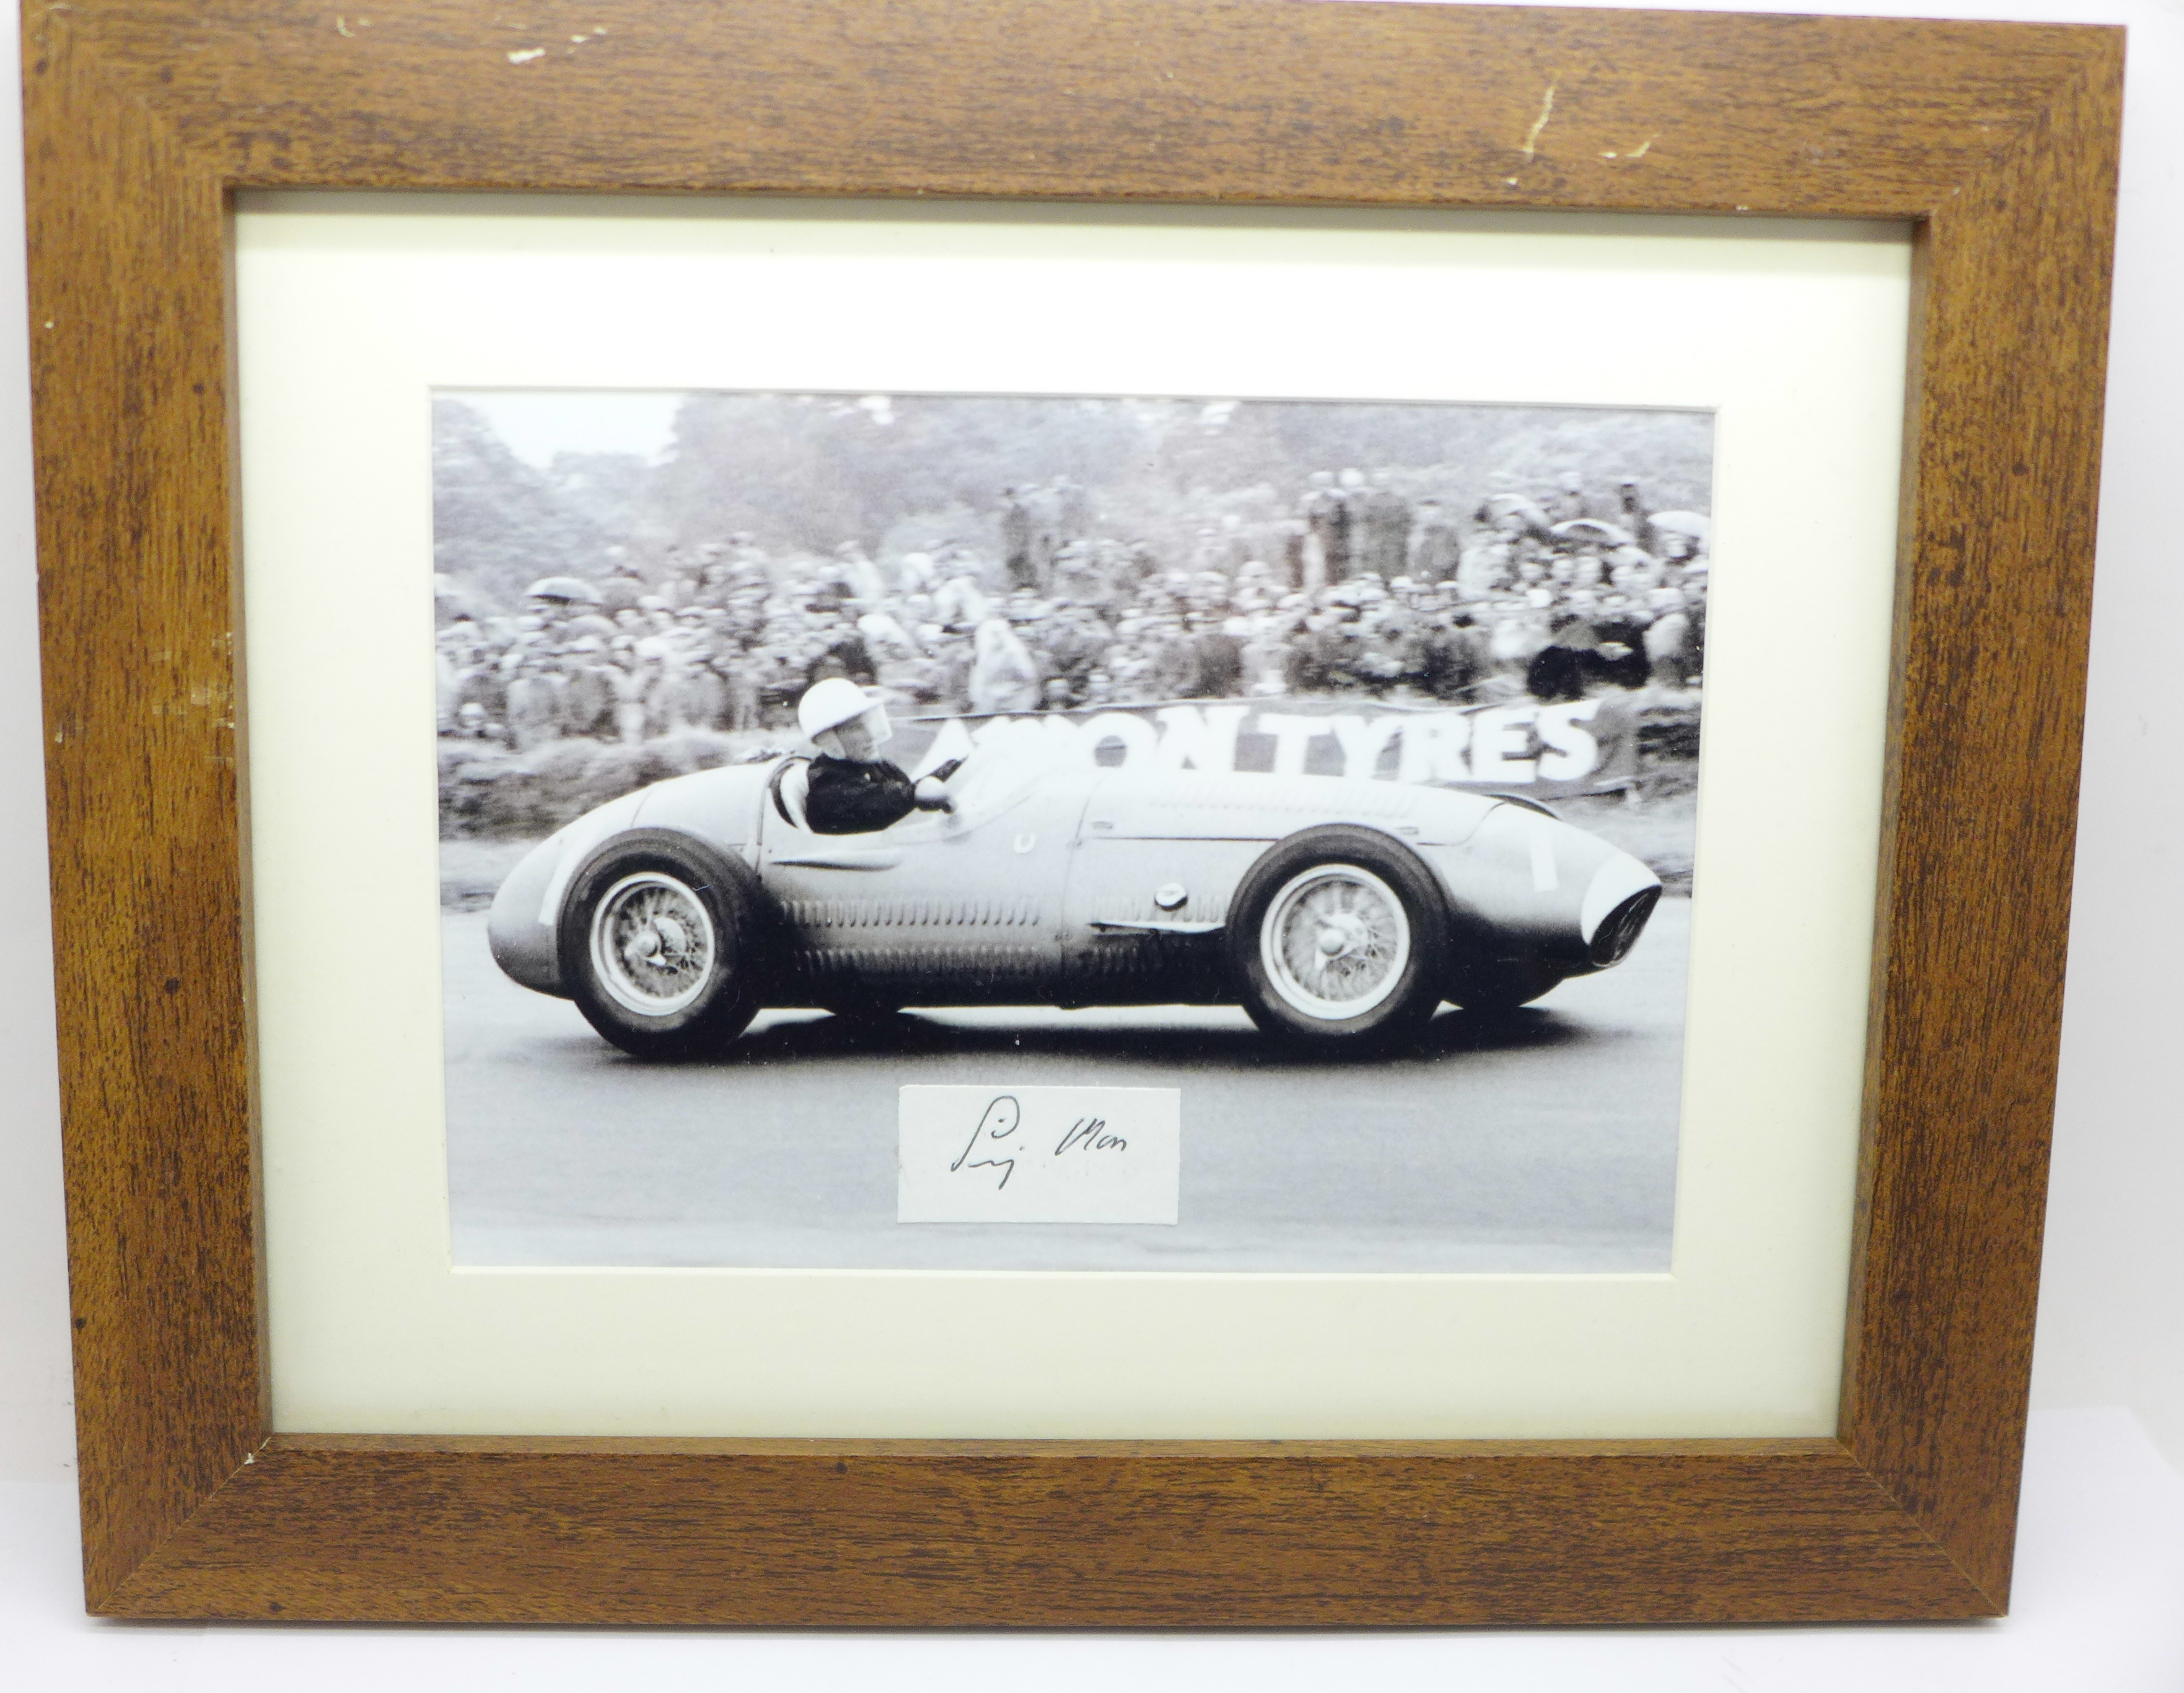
[1258,863,1413,1023]
[559,831,766,1059]
[1227,827,1449,1050]
[589,872,718,1017]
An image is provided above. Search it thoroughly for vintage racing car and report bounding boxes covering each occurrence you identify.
[486,742,1663,1057]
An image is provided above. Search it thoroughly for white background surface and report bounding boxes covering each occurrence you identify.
[4,0,2180,1683]
[237,194,1903,1441]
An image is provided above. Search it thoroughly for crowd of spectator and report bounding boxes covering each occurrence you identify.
[435,468,1709,751]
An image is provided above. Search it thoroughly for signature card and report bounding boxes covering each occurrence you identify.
[898,1086,1181,1225]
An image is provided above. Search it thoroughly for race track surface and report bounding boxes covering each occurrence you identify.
[441,899,1690,1272]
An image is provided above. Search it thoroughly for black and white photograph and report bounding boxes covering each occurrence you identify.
[433,390,1712,1272]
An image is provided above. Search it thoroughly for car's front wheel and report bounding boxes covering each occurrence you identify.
[1228,826,1449,1051]
[558,831,766,1059]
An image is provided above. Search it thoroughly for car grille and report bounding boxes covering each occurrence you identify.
[1589,885,1662,967]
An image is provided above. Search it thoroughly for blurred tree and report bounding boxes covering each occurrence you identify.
[432,399,621,613]
[439,390,1716,585]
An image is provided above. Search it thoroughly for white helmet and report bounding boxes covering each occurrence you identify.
[798,676,886,742]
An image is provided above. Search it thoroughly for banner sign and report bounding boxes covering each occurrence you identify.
[890,695,1638,800]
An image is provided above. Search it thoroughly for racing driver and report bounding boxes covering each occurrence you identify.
[794,676,958,836]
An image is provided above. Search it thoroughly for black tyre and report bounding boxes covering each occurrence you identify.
[557,830,768,1059]
[823,995,906,1025]
[1227,825,1450,1051]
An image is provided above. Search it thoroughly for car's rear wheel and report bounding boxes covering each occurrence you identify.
[558,831,766,1059]
[1228,826,1449,1051]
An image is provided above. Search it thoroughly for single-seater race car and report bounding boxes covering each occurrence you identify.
[486,737,1663,1059]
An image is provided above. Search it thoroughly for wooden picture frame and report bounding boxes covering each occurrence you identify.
[27,0,2120,1624]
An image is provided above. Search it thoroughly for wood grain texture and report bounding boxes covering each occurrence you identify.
[1837,41,2121,1605]
[24,14,266,1609]
[24,0,2119,1625]
[85,1435,1998,1625]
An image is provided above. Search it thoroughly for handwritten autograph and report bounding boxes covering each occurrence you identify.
[950,1095,1131,1191]
[949,1095,1022,1189]
[1056,1117,1128,1157]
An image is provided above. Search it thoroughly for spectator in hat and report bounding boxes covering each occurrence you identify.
[597,549,648,615]
[895,549,939,595]
[1299,470,1350,588]
[1680,567,1709,675]
[603,644,650,744]
[968,618,1042,714]
[1356,471,1413,580]
[1421,612,1488,702]
[1053,475,1093,543]
[655,547,701,611]
[1193,616,1247,698]
[557,638,612,738]
[1146,614,1205,699]
[1408,498,1461,583]
[804,607,877,693]
[933,562,993,629]
[1527,613,1605,704]
[450,700,499,744]
[1050,538,1102,604]
[1037,603,1113,703]
[1457,535,1513,602]
[1548,470,1608,525]
[1000,487,1038,590]
[1590,592,1653,690]
[1644,587,1695,688]
[504,655,559,751]
[828,540,885,606]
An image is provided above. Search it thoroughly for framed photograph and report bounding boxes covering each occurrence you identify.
[28,0,2120,1624]
[429,386,1713,1275]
